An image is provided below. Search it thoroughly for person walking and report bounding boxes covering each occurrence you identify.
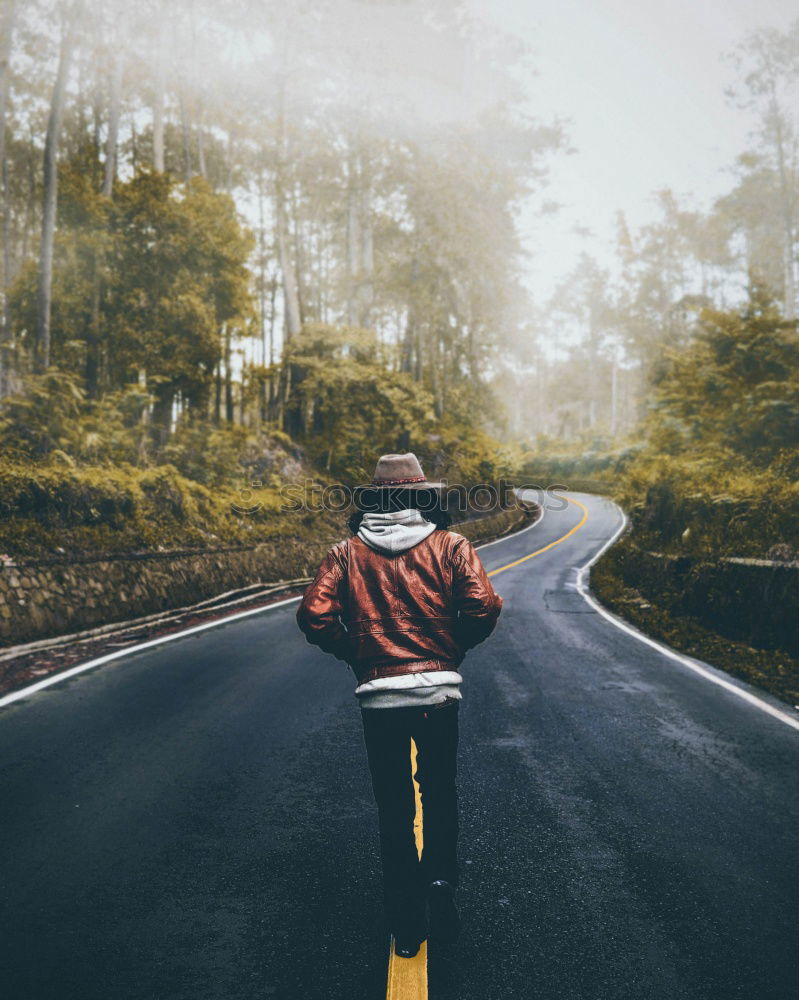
[296,453,503,958]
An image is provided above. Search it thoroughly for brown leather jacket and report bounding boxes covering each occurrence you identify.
[296,529,502,684]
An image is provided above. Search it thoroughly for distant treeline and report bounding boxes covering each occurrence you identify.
[526,283,799,560]
[525,19,799,448]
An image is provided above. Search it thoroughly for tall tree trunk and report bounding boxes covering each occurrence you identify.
[102,52,122,197]
[359,180,374,323]
[766,76,796,318]
[267,272,278,421]
[178,86,192,182]
[86,257,101,397]
[779,187,796,320]
[34,7,78,374]
[257,180,278,378]
[402,258,420,377]
[430,329,443,418]
[152,22,166,171]
[1,153,9,392]
[275,174,300,340]
[137,366,149,458]
[258,368,266,426]
[536,358,549,436]
[400,310,414,375]
[85,49,122,396]
[274,90,300,342]
[317,226,329,323]
[151,388,173,445]
[345,147,374,327]
[21,142,35,262]
[358,153,374,326]
[224,325,233,422]
[129,110,138,170]
[91,83,102,172]
[587,305,599,427]
[289,184,304,325]
[195,93,206,179]
[272,78,298,434]
[0,1,16,168]
[610,345,619,437]
[268,273,277,365]
[258,183,267,366]
[225,126,236,193]
[0,0,16,387]
[346,151,360,326]
[214,358,221,426]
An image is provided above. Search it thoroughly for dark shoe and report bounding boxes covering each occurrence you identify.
[394,934,423,959]
[427,880,461,944]
[391,899,427,959]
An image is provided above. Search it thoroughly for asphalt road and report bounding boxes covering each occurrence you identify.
[1,492,798,1000]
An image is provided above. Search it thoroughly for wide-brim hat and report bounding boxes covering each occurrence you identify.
[354,452,446,509]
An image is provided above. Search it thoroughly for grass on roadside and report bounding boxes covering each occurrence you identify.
[591,555,799,709]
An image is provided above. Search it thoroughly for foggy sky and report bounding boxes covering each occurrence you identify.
[470,0,798,300]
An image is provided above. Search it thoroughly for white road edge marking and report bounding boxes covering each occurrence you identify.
[575,497,799,735]
[473,495,545,550]
[0,596,302,710]
[0,501,545,711]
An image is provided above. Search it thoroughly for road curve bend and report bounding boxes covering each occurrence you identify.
[1,492,797,1000]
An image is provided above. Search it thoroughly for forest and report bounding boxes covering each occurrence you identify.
[0,0,560,492]
[0,0,797,565]
[2,9,798,998]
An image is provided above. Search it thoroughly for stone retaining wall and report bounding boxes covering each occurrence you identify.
[1,504,536,647]
[603,541,799,657]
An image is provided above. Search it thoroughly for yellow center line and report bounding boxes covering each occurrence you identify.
[487,496,589,577]
[385,738,428,998]
[386,496,589,998]
[411,737,423,859]
[386,934,428,998]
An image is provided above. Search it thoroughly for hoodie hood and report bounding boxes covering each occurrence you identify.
[357,508,436,554]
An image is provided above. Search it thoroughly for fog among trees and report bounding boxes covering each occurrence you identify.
[0,0,797,487]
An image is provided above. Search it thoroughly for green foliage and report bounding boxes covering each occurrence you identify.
[520,441,643,484]
[161,423,252,488]
[646,283,799,465]
[107,172,253,402]
[9,164,254,425]
[606,285,799,558]
[0,455,329,559]
[417,420,524,485]
[0,369,86,460]
[280,324,519,485]
[0,368,308,509]
[529,287,799,558]
[0,461,141,530]
[0,368,151,464]
[80,384,153,463]
[283,324,436,481]
[617,450,799,557]
[160,422,307,488]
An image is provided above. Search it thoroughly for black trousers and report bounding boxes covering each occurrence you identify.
[360,701,459,929]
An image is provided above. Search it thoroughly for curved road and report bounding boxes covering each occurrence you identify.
[1,493,797,1000]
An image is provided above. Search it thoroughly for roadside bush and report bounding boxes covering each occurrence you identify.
[520,442,644,486]
[0,457,332,558]
[616,451,799,558]
[160,422,309,488]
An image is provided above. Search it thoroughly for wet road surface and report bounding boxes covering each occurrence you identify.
[1,492,798,1000]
